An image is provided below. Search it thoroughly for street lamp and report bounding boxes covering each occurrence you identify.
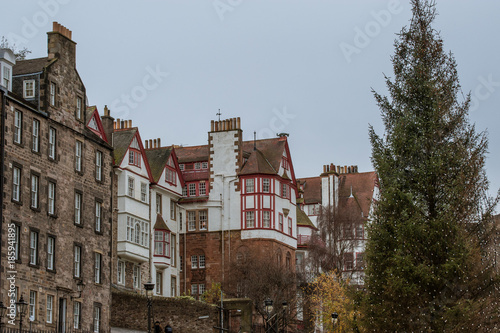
[0,301,7,328]
[16,295,28,332]
[144,282,155,333]
[264,298,273,315]
[264,299,274,333]
[331,312,339,332]
[281,301,288,333]
[71,279,85,299]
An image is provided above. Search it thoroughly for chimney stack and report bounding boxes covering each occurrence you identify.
[101,105,114,143]
[48,22,76,65]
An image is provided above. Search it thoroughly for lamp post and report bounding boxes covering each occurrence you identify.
[264,298,274,333]
[0,301,7,329]
[16,295,28,333]
[281,301,288,333]
[144,282,155,333]
[331,312,339,332]
[71,279,86,299]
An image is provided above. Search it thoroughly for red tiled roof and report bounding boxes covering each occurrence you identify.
[242,138,286,173]
[338,172,377,217]
[298,177,322,204]
[240,149,276,175]
[175,145,209,163]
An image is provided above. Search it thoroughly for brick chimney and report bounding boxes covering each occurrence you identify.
[48,22,76,66]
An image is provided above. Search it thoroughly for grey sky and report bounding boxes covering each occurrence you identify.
[2,0,499,202]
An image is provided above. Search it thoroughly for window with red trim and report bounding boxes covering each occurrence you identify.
[245,211,255,228]
[165,168,176,185]
[154,230,170,257]
[343,252,354,271]
[129,150,141,167]
[288,217,292,236]
[278,214,284,232]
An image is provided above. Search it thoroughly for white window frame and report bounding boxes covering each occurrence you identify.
[3,66,11,89]
[263,211,271,228]
[12,166,21,202]
[96,151,103,181]
[46,295,53,323]
[93,305,101,333]
[199,181,206,195]
[95,201,102,232]
[47,236,55,270]
[31,174,39,209]
[74,245,81,278]
[246,211,255,228]
[263,178,270,193]
[75,140,82,172]
[29,290,37,320]
[246,178,254,193]
[75,192,82,225]
[133,265,141,289]
[24,79,35,98]
[188,183,196,196]
[199,254,206,268]
[94,252,102,284]
[29,231,38,265]
[128,177,135,197]
[188,211,196,231]
[48,127,56,159]
[141,182,148,202]
[73,302,81,329]
[14,110,22,144]
[156,271,163,295]
[76,97,82,120]
[49,82,56,106]
[170,200,176,220]
[32,119,40,152]
[48,181,56,215]
[199,210,207,230]
[117,260,125,285]
[191,255,198,269]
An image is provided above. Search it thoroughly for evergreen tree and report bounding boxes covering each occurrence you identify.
[363,1,499,331]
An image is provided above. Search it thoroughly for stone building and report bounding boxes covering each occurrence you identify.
[176,118,298,298]
[296,164,379,285]
[1,23,113,332]
[110,121,183,298]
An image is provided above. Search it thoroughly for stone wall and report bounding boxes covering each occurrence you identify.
[111,289,219,333]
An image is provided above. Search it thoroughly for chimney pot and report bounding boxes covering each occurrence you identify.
[145,141,149,149]
[323,165,327,173]
[128,120,132,128]
[237,117,241,129]
[154,139,157,148]
[158,138,161,147]
[211,120,214,132]
[120,120,124,129]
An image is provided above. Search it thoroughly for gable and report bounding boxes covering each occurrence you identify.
[86,106,108,143]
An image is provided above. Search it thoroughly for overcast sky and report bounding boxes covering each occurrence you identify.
[2,0,499,202]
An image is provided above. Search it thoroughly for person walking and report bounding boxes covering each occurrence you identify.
[154,321,162,333]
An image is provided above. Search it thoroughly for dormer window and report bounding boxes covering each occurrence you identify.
[165,168,176,185]
[23,80,35,98]
[129,150,141,167]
